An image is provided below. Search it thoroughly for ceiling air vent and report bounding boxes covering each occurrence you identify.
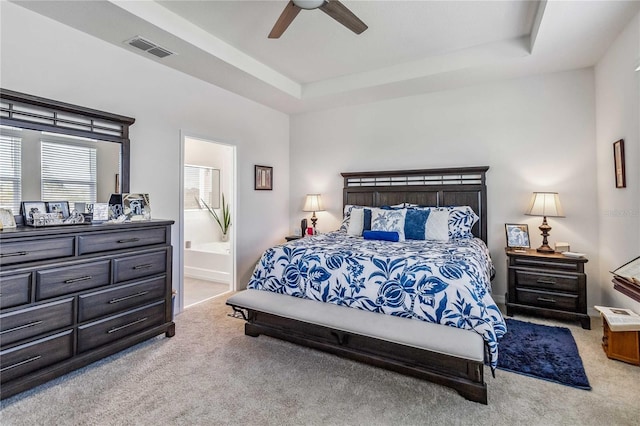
[125,36,175,59]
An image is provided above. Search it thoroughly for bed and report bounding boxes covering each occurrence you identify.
[227,166,505,404]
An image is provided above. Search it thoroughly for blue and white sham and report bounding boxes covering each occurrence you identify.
[248,232,506,369]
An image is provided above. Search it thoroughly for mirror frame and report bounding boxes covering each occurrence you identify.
[0,88,135,193]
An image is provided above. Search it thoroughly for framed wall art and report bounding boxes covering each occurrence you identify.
[505,223,530,249]
[255,165,273,190]
[613,139,626,188]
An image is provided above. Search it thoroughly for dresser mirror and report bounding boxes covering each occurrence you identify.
[0,89,134,220]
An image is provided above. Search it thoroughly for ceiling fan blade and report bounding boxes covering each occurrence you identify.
[319,0,367,35]
[269,1,302,39]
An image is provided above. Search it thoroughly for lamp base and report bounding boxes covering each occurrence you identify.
[536,245,555,254]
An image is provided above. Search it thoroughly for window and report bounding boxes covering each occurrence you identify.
[184,165,220,210]
[0,134,22,214]
[41,141,97,208]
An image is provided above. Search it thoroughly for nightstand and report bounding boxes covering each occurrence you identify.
[285,235,302,242]
[505,248,590,329]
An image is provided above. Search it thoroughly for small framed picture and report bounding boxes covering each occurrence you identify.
[46,201,70,218]
[122,193,151,221]
[0,208,17,229]
[92,203,110,223]
[255,165,273,190]
[505,223,530,249]
[21,201,47,226]
[613,139,626,188]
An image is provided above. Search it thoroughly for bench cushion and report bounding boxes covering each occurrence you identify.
[227,289,484,362]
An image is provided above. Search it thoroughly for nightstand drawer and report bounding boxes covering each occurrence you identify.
[514,269,579,293]
[516,288,578,312]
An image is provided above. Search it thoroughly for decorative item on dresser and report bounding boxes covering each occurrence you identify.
[524,192,564,253]
[505,248,590,329]
[0,220,175,400]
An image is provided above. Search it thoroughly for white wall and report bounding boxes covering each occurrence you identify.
[291,70,599,306]
[595,12,640,312]
[0,3,290,307]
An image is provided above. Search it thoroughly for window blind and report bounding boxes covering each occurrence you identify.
[0,135,22,214]
[184,165,219,210]
[41,141,97,208]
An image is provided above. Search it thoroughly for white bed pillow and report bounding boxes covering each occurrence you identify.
[347,208,365,236]
[425,209,449,241]
[371,208,406,241]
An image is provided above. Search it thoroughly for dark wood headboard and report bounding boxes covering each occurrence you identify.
[341,166,489,242]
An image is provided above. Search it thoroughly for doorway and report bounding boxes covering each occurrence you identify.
[180,134,236,311]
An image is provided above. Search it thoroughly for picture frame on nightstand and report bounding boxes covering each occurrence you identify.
[505,223,530,249]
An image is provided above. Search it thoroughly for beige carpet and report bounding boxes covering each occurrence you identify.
[1,295,639,425]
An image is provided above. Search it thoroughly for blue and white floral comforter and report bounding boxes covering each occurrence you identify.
[248,232,507,369]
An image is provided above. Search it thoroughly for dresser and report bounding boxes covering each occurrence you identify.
[505,249,590,329]
[0,220,175,399]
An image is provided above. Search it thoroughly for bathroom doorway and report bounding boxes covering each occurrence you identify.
[180,135,235,310]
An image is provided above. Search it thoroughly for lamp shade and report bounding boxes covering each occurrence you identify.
[303,194,324,212]
[525,192,564,217]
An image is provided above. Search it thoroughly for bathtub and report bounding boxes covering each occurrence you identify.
[184,241,231,284]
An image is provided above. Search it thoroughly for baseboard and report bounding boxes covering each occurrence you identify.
[184,266,230,284]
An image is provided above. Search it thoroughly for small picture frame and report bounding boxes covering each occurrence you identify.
[122,193,151,221]
[613,139,626,188]
[21,201,47,226]
[255,165,273,191]
[46,201,70,218]
[505,223,530,249]
[92,203,110,223]
[0,208,17,229]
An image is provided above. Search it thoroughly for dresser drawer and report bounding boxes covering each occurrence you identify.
[515,288,578,312]
[36,260,111,300]
[77,301,165,353]
[78,228,167,255]
[113,250,167,283]
[0,330,74,383]
[78,276,167,322]
[514,269,580,293]
[0,273,31,309]
[0,237,75,266]
[0,298,74,346]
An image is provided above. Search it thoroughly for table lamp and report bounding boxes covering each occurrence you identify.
[525,192,564,253]
[303,194,324,234]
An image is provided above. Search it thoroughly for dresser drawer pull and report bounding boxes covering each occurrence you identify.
[0,251,28,258]
[536,278,557,285]
[117,238,140,244]
[0,320,44,335]
[108,291,150,304]
[0,355,42,372]
[107,317,148,334]
[537,297,556,303]
[133,264,153,270]
[64,275,93,284]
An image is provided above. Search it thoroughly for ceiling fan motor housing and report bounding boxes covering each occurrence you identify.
[293,0,326,10]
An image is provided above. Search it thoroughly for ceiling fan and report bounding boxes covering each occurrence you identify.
[269,0,368,39]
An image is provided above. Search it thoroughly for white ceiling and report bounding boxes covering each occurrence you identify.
[12,0,640,115]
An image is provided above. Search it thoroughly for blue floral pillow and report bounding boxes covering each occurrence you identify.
[371,208,406,241]
[446,206,479,239]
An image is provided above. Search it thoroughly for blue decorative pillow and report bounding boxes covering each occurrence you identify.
[363,208,372,232]
[371,208,406,241]
[363,230,399,242]
[446,206,479,239]
[404,209,430,240]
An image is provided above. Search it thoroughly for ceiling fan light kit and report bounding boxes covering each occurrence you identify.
[269,0,368,39]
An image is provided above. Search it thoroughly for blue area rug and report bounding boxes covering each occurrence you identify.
[497,319,591,390]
